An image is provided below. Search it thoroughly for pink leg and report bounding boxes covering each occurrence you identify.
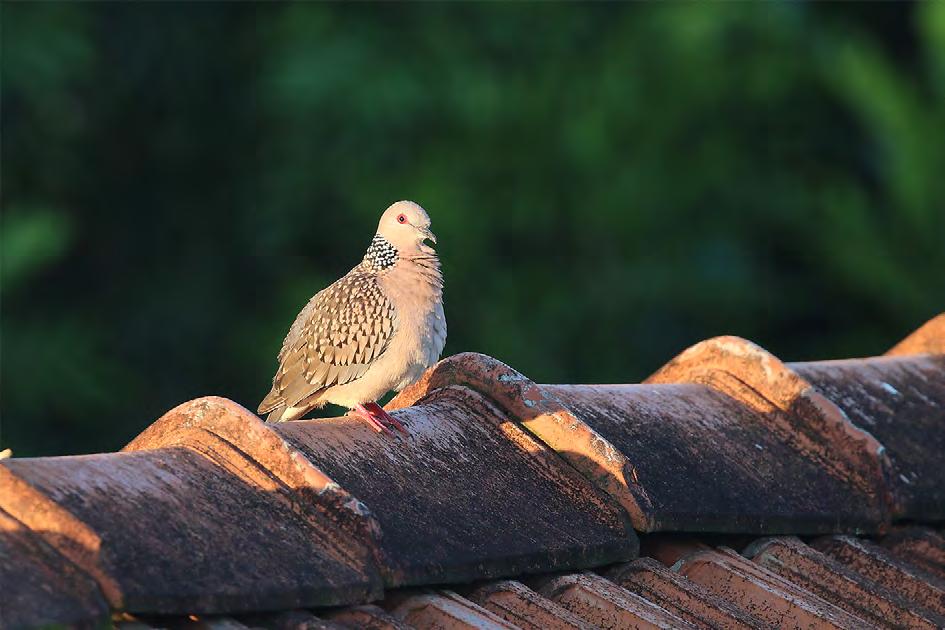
[364,402,408,435]
[352,403,391,434]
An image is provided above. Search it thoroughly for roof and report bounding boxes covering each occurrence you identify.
[2,314,943,629]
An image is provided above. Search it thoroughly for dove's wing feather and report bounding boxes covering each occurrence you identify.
[258,267,397,414]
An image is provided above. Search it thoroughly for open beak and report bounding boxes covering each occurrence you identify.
[419,226,437,245]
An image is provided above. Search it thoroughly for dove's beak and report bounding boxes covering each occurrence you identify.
[419,226,437,245]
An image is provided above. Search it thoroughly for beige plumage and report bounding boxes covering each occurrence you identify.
[259,201,446,431]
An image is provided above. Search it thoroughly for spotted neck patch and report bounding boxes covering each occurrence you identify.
[363,234,399,270]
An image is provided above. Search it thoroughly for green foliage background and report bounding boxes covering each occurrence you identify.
[2,3,943,456]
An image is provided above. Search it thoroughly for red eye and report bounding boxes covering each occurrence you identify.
[397,214,407,224]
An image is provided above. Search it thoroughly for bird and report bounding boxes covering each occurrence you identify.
[258,200,446,434]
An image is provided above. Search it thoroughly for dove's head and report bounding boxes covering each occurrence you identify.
[377,200,436,254]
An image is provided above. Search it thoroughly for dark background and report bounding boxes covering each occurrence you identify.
[2,2,943,457]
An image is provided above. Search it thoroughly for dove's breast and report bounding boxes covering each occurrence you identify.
[381,258,446,390]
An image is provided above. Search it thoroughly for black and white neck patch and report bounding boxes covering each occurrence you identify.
[363,234,399,270]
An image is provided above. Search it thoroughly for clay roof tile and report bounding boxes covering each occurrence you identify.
[5,315,945,628]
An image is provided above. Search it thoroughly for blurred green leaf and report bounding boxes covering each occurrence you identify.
[0,206,73,296]
[2,3,944,456]
[920,0,945,97]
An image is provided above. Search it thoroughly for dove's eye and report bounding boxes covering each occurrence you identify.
[397,214,407,224]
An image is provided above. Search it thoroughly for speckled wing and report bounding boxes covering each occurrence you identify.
[258,269,396,414]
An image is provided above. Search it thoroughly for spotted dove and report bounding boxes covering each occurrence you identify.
[258,201,446,433]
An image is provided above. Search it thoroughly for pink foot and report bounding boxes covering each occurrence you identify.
[364,401,408,435]
[352,402,407,436]
[352,404,390,434]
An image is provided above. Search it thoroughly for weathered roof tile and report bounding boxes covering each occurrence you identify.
[538,336,888,533]
[674,547,870,629]
[887,313,945,356]
[389,353,644,529]
[535,572,695,629]
[6,315,945,628]
[392,591,517,629]
[327,604,412,630]
[0,445,381,614]
[0,507,109,629]
[645,337,891,532]
[392,347,893,535]
[811,535,945,617]
[746,536,943,629]
[274,384,637,588]
[790,353,945,520]
[638,536,712,567]
[879,526,945,581]
[606,557,769,629]
[124,396,381,547]
[468,580,594,630]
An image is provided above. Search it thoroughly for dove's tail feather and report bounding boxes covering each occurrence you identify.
[265,406,287,423]
[265,404,307,423]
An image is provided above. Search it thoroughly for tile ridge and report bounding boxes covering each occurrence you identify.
[389,352,653,529]
[123,395,385,554]
[646,335,894,531]
[887,313,945,356]
[0,460,124,606]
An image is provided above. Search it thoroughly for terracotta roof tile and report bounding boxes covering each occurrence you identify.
[638,536,712,567]
[0,445,381,614]
[327,604,412,629]
[543,342,886,534]
[389,353,646,531]
[273,384,637,588]
[811,534,945,617]
[468,580,594,630]
[674,547,870,629]
[124,396,381,545]
[746,535,944,629]
[393,347,893,535]
[391,591,518,629]
[879,526,945,581]
[534,572,696,628]
[645,336,892,532]
[790,353,945,521]
[5,314,945,628]
[887,313,945,356]
[0,507,109,629]
[606,557,769,629]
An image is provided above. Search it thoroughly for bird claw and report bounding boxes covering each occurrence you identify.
[365,402,408,435]
[352,408,391,434]
[353,402,407,436]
